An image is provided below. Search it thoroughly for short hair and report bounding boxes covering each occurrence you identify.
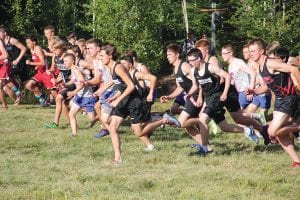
[274,47,289,63]
[101,43,119,61]
[63,53,76,63]
[167,43,182,54]
[44,25,56,32]
[76,38,86,45]
[120,55,134,65]
[67,32,77,40]
[248,38,266,52]
[68,45,82,57]
[222,44,234,54]
[0,25,8,33]
[187,48,203,60]
[195,39,209,48]
[266,41,280,56]
[124,50,138,60]
[86,38,103,48]
[52,39,66,50]
[243,44,249,49]
[25,35,38,43]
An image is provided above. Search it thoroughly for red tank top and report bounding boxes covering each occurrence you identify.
[31,50,45,72]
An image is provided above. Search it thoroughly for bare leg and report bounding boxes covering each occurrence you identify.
[69,103,81,136]
[107,116,123,162]
[230,110,262,132]
[268,111,300,163]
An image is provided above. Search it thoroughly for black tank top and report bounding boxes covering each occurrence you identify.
[5,37,20,62]
[194,63,222,96]
[112,62,127,92]
[54,55,71,83]
[131,70,148,98]
[175,61,192,93]
[260,58,295,98]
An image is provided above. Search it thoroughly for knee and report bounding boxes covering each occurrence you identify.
[268,127,276,137]
[56,95,63,102]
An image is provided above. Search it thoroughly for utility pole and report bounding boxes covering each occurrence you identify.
[200,2,227,55]
[93,0,96,38]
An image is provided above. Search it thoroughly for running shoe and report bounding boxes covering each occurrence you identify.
[245,126,259,144]
[15,91,25,105]
[291,162,300,168]
[144,144,155,151]
[45,122,58,128]
[94,129,109,138]
[189,144,213,156]
[163,113,181,127]
[39,98,50,107]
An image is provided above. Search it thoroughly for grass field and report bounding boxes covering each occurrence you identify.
[0,103,299,200]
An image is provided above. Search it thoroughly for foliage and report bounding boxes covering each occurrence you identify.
[0,0,299,74]
[227,0,300,52]
[81,0,185,74]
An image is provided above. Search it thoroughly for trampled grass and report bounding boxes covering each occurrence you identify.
[0,103,299,200]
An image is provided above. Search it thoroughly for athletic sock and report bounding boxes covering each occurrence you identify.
[13,86,20,96]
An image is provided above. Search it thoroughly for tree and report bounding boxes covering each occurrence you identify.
[227,0,300,51]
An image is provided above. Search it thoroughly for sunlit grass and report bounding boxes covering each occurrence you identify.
[0,103,299,200]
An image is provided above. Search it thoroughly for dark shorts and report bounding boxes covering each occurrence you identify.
[11,62,30,83]
[183,98,202,118]
[174,92,185,106]
[274,95,297,115]
[223,85,240,113]
[204,92,226,124]
[59,84,76,99]
[112,95,151,124]
[292,96,300,120]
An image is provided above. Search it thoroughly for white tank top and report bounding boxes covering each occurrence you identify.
[228,58,250,92]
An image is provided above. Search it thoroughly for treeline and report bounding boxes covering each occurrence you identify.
[1,0,299,74]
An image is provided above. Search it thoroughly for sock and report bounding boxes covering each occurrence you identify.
[251,113,260,120]
[202,145,208,152]
[13,86,20,96]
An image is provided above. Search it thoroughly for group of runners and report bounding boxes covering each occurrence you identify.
[0,24,300,167]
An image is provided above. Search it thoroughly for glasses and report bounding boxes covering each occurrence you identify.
[187,57,200,63]
[221,52,231,55]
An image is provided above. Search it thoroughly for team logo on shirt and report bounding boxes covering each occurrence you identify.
[198,78,212,85]
[176,77,184,83]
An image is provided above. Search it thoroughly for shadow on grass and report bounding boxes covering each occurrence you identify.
[211,141,283,155]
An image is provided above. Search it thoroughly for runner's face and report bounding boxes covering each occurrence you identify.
[197,47,208,59]
[44,29,54,40]
[53,48,63,56]
[99,50,111,65]
[249,44,263,62]
[221,48,232,62]
[63,56,73,68]
[25,39,34,49]
[120,60,131,71]
[0,31,5,40]
[167,50,178,65]
[86,43,99,58]
[242,48,250,60]
[187,55,200,68]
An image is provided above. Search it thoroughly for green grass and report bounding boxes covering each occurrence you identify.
[0,103,299,200]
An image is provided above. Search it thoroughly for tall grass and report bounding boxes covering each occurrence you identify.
[0,103,299,200]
